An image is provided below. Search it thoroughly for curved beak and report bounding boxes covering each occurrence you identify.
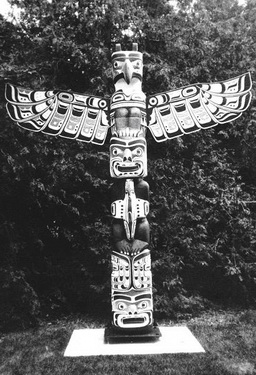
[123,60,133,84]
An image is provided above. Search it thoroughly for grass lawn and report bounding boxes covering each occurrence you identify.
[0,309,255,375]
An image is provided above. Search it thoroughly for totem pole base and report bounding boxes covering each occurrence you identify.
[104,323,161,344]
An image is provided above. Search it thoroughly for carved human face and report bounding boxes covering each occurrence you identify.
[110,137,147,178]
[112,290,153,329]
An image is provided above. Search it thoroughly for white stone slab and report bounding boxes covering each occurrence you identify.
[64,326,205,357]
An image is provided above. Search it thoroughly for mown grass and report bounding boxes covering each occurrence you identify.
[0,309,255,375]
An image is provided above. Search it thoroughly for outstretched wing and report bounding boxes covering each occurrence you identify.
[147,72,252,142]
[5,84,110,145]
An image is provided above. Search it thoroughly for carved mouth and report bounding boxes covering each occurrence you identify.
[110,161,145,178]
[115,312,152,328]
[122,317,145,325]
[116,163,140,173]
[117,164,139,173]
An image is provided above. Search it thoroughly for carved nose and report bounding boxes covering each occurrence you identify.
[128,305,137,314]
[123,149,132,162]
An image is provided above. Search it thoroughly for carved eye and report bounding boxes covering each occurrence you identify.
[135,147,143,156]
[135,60,142,68]
[138,301,148,309]
[112,147,119,156]
[118,303,126,310]
[113,61,119,69]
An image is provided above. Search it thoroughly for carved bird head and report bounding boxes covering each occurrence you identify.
[111,43,143,92]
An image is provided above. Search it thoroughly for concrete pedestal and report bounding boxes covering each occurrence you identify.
[64,326,205,357]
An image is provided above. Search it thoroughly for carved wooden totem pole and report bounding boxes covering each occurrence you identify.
[108,44,154,339]
[5,43,252,341]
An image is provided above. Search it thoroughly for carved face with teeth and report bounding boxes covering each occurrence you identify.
[110,137,147,178]
[112,290,153,328]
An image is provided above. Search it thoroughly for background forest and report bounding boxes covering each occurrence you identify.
[0,0,256,332]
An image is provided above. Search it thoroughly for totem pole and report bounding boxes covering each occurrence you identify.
[108,44,155,339]
[5,43,252,342]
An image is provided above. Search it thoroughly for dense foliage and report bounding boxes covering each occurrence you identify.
[0,0,256,330]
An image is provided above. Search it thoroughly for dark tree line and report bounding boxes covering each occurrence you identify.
[0,0,256,331]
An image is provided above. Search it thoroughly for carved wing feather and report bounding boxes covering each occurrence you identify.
[147,72,252,142]
[5,84,110,145]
